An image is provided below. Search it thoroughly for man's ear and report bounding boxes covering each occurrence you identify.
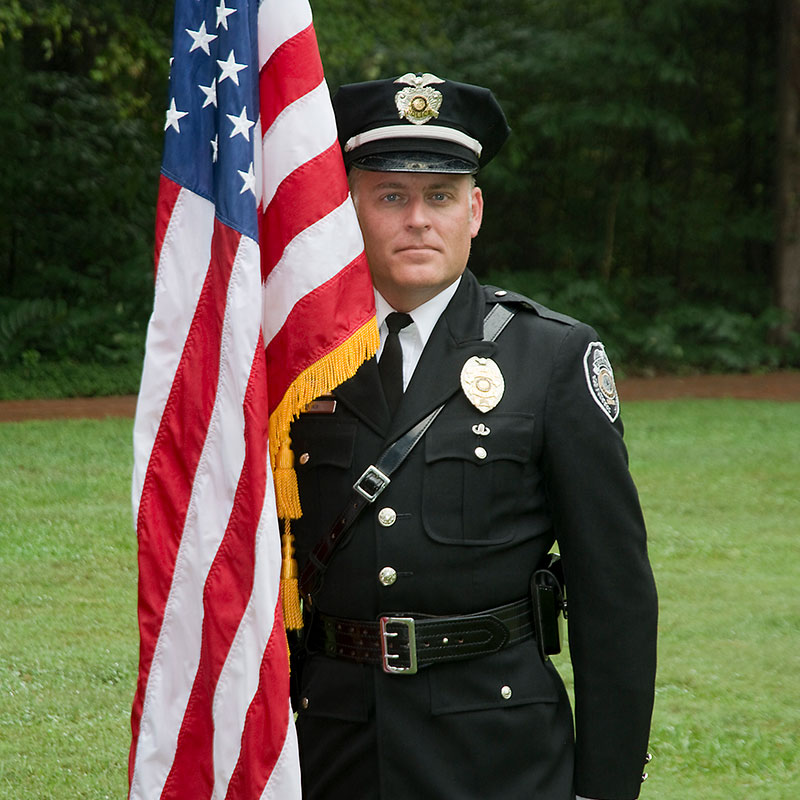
[470,186,484,238]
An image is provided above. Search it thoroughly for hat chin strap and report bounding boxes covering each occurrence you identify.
[344,124,483,158]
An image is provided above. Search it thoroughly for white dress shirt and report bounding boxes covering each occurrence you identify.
[374,276,461,391]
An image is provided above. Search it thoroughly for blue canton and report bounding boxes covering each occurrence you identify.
[162,0,260,241]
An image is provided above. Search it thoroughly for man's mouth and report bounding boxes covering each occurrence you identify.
[396,244,437,253]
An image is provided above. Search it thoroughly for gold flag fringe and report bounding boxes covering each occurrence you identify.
[270,318,379,632]
[280,520,303,631]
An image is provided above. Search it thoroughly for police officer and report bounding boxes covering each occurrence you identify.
[289,72,657,800]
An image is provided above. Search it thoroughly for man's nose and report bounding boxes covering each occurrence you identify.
[405,196,431,228]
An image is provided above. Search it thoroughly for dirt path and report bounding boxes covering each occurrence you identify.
[1,373,798,423]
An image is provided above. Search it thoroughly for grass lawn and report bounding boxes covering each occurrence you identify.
[0,399,798,799]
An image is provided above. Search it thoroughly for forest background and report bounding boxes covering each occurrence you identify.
[0,0,798,399]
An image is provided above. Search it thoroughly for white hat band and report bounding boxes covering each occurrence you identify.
[344,124,483,157]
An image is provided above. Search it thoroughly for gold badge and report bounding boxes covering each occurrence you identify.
[460,357,504,413]
[394,73,445,125]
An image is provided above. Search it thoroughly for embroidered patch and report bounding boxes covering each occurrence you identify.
[583,342,619,422]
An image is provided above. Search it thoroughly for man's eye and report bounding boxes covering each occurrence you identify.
[430,192,450,202]
[382,193,401,202]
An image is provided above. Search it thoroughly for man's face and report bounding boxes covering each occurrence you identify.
[351,170,483,312]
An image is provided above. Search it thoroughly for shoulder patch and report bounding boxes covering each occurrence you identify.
[583,342,619,422]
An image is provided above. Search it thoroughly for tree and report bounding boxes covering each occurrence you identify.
[777,0,800,338]
[0,0,791,373]
[0,1,172,363]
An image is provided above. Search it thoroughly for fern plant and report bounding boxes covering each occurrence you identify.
[0,298,68,364]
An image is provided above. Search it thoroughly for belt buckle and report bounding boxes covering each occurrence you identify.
[353,465,390,503]
[379,616,417,675]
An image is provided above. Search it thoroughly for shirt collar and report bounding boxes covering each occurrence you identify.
[374,276,462,349]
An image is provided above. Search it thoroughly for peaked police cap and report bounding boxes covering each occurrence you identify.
[332,73,510,174]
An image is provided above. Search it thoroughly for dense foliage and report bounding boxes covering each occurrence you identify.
[0,0,171,372]
[0,0,794,398]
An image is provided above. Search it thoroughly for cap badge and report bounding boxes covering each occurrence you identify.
[394,73,445,125]
[460,356,504,413]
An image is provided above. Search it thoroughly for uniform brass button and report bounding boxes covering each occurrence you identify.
[378,507,397,527]
[378,567,397,586]
[494,290,507,297]
[500,685,512,700]
[474,446,487,460]
[299,452,310,465]
[301,697,309,709]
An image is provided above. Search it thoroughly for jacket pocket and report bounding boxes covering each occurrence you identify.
[291,417,358,471]
[297,655,370,722]
[290,417,358,554]
[422,412,535,545]
[429,639,560,715]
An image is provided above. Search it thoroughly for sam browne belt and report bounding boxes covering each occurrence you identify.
[308,596,534,675]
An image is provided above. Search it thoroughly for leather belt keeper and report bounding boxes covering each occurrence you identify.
[309,597,534,675]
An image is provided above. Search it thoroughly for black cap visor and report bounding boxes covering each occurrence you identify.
[345,136,479,174]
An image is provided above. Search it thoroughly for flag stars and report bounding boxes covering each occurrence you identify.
[165,97,188,132]
[199,78,217,108]
[186,20,218,55]
[238,162,256,197]
[227,106,255,141]
[217,49,247,85]
[216,0,237,30]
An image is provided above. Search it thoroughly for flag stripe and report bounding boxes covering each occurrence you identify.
[210,339,289,797]
[154,174,183,275]
[130,221,241,796]
[257,0,312,69]
[161,324,271,799]
[132,186,215,517]
[260,706,301,800]
[259,23,323,135]
[265,253,374,412]
[260,79,337,209]
[260,142,348,279]
[223,605,290,800]
[261,198,365,345]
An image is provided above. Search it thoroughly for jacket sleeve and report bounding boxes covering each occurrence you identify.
[541,322,657,800]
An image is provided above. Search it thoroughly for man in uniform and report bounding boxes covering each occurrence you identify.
[288,72,658,800]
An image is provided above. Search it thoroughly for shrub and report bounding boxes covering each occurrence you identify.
[484,269,800,375]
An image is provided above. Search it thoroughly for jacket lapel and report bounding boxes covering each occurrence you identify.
[333,356,392,436]
[387,270,497,441]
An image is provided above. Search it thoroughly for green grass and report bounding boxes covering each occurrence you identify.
[1,401,798,798]
[0,420,137,799]
[626,400,800,799]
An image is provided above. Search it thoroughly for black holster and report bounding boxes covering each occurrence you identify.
[531,553,567,661]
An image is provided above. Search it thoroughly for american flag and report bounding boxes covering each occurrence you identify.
[128,0,377,796]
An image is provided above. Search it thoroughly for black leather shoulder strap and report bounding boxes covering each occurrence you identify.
[299,303,516,602]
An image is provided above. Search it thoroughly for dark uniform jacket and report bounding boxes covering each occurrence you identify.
[289,269,657,800]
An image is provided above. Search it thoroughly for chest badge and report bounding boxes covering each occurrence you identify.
[460,356,504,413]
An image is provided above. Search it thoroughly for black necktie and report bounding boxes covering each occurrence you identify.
[379,312,413,416]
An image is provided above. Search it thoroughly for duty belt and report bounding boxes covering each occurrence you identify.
[308,597,534,675]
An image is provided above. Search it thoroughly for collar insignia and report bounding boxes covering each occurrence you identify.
[394,73,445,125]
